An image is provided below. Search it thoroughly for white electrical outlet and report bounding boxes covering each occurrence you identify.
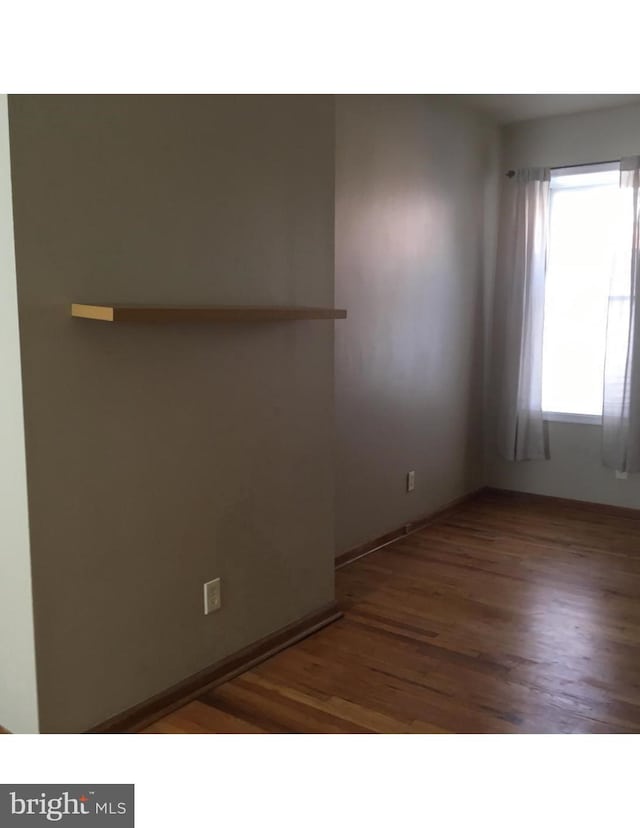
[203,578,221,615]
[406,470,416,492]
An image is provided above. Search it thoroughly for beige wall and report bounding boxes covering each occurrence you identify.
[0,95,39,733]
[335,95,500,553]
[488,102,640,506]
[9,95,336,732]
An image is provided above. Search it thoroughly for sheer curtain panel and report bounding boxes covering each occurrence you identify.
[496,168,551,461]
[602,157,640,473]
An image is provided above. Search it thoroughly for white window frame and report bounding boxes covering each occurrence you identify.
[543,411,602,425]
[541,161,619,428]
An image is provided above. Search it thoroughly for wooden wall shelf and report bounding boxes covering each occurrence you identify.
[71,304,347,323]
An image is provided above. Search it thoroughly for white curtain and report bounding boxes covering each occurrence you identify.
[602,157,640,473]
[496,168,551,461]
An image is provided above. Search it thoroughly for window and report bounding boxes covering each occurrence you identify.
[541,162,620,422]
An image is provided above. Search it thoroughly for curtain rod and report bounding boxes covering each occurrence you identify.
[505,159,619,178]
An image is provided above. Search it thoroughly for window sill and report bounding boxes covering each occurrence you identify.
[543,411,602,426]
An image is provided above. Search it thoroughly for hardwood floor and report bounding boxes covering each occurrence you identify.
[143,489,640,733]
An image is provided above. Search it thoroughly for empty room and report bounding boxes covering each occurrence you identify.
[2,92,640,743]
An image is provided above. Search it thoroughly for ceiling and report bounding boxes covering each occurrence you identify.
[460,94,640,124]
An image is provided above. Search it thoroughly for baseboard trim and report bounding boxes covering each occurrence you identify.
[485,486,640,519]
[88,601,342,734]
[335,487,487,570]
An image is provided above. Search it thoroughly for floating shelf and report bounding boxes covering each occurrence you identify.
[71,304,347,323]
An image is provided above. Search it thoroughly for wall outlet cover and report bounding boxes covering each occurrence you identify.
[203,578,221,615]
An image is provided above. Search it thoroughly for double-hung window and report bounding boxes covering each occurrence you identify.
[541,162,620,423]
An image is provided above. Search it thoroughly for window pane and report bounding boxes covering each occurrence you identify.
[542,179,618,416]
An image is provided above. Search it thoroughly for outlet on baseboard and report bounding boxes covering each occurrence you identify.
[406,470,416,492]
[203,578,221,615]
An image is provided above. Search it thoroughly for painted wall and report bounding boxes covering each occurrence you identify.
[488,102,640,507]
[0,95,39,733]
[8,95,336,732]
[335,95,500,553]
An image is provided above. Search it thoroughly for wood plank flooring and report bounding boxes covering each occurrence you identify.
[143,489,640,733]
